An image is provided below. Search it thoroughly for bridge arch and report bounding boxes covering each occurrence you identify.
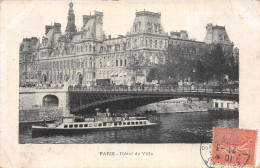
[42,94,59,107]
[70,95,191,113]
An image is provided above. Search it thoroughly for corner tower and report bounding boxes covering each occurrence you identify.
[65,2,77,37]
[204,23,231,44]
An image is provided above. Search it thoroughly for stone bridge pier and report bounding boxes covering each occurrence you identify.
[19,88,70,116]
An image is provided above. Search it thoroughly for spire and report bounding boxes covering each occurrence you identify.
[66,2,77,37]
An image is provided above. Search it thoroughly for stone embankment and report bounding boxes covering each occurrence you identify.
[137,98,212,113]
[19,107,64,123]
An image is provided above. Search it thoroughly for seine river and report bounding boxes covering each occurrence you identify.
[19,111,238,144]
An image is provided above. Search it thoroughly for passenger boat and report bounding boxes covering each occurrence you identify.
[32,110,159,137]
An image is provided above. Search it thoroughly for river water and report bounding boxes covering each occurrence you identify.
[19,111,238,144]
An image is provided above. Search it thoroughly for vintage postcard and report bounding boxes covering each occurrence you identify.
[0,0,259,167]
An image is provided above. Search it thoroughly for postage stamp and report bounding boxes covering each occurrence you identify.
[211,127,257,167]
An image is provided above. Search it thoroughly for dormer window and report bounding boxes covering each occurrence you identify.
[159,40,162,48]
[134,22,141,32]
[147,22,152,32]
[154,24,160,33]
[133,39,137,49]
[107,45,111,52]
[134,24,138,32]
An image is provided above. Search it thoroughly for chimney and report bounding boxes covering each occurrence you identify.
[103,35,107,40]
[83,15,92,27]
[53,23,61,32]
[45,25,52,35]
[108,35,111,39]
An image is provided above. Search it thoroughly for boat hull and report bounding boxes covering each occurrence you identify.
[32,124,157,138]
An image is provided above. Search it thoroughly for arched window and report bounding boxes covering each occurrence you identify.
[78,73,83,85]
[71,60,74,69]
[133,39,137,48]
[134,24,138,32]
[42,74,47,83]
[85,61,88,68]
[147,22,151,28]
[155,24,160,32]
[67,60,70,69]
[60,60,63,69]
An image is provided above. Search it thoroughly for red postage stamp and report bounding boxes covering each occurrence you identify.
[212,127,257,167]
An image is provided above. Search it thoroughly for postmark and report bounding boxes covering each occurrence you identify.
[211,128,257,167]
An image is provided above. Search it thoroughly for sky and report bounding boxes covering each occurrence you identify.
[1,0,260,72]
[1,0,260,59]
[1,1,260,52]
[1,0,260,64]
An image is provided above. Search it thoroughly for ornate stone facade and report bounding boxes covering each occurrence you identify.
[19,37,39,85]
[19,3,238,86]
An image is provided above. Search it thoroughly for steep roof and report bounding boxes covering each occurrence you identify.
[129,10,166,35]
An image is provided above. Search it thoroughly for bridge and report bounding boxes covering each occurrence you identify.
[68,85,239,113]
[19,85,238,122]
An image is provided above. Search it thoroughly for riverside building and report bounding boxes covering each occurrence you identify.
[19,2,238,86]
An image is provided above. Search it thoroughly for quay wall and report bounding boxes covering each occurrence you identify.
[137,98,212,113]
[19,88,71,123]
[19,107,66,123]
[19,88,70,109]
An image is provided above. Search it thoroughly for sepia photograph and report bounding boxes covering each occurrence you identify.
[19,1,239,144]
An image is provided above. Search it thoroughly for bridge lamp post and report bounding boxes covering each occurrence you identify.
[193,68,196,83]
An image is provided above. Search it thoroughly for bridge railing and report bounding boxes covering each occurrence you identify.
[68,84,239,94]
[19,105,42,110]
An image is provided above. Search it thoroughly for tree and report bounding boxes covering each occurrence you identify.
[146,68,159,82]
[127,52,149,84]
[195,59,205,83]
[227,55,239,81]
[165,44,197,82]
[233,64,239,81]
[201,48,214,81]
[201,44,229,82]
[211,44,226,80]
